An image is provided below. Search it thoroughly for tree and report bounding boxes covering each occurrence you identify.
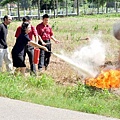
[38,0,40,19]
[87,0,108,13]
[66,0,68,16]
[21,0,32,11]
[0,0,20,20]
[33,0,53,19]
[87,0,118,13]
[77,0,79,15]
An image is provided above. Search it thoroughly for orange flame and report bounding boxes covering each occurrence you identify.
[86,70,120,89]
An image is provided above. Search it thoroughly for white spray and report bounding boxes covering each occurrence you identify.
[72,37,105,77]
[53,36,106,78]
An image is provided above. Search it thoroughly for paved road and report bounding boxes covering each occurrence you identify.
[0,97,119,120]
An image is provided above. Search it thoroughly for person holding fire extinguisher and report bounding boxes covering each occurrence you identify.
[36,14,59,71]
[12,22,48,76]
[15,16,38,76]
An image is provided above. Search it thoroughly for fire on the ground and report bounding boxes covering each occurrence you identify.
[86,70,120,89]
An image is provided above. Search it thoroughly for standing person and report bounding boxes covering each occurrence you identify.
[0,15,12,72]
[12,22,48,76]
[15,16,38,75]
[36,14,59,71]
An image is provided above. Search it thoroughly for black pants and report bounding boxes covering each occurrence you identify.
[24,45,36,74]
[38,40,51,69]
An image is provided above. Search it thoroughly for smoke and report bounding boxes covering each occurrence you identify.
[71,36,106,77]
[72,37,105,65]
[54,34,106,78]
[53,52,96,78]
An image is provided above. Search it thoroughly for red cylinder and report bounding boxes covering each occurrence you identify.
[34,48,40,64]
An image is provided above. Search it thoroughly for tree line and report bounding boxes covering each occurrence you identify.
[0,0,120,20]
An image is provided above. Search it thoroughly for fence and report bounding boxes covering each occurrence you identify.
[0,7,120,20]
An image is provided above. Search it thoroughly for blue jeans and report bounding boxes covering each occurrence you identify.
[38,40,51,69]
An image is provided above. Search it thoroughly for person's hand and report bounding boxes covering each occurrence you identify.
[43,46,48,52]
[42,41,46,46]
[54,40,60,44]
[85,37,89,40]
[80,38,89,40]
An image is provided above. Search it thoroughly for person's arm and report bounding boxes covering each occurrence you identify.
[51,36,59,43]
[26,34,48,51]
[32,26,38,43]
[28,40,48,51]
[34,35,38,43]
[38,35,46,46]
[15,27,21,40]
[15,27,21,37]
[50,26,59,43]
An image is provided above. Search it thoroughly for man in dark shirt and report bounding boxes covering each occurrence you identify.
[36,14,59,71]
[0,15,12,72]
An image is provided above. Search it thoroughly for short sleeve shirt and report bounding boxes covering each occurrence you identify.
[15,25,38,40]
[12,33,31,56]
[36,22,53,40]
[0,23,8,49]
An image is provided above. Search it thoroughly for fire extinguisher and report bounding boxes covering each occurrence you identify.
[33,48,40,64]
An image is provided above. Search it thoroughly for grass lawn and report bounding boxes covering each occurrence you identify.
[0,14,120,119]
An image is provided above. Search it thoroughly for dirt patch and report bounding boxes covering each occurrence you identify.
[37,55,83,86]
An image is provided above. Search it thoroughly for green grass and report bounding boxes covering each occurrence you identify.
[0,73,120,119]
[1,15,120,119]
